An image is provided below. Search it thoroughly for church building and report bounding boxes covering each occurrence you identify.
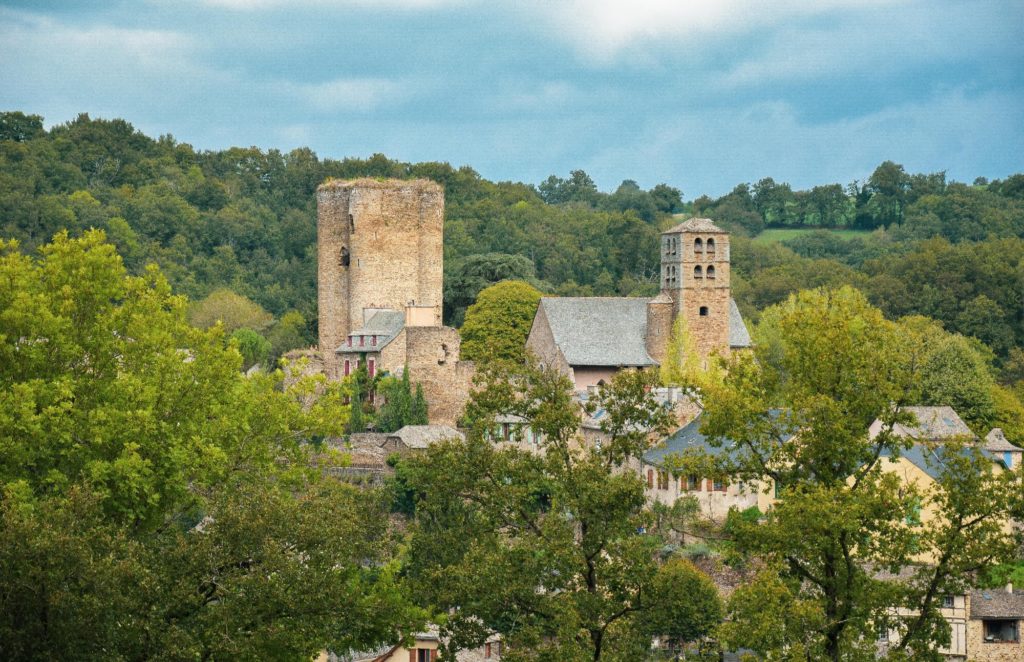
[525,218,751,390]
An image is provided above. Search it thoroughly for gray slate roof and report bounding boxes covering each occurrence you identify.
[539,296,753,367]
[643,410,792,467]
[729,299,752,348]
[879,443,1006,480]
[539,297,656,367]
[387,425,464,449]
[663,217,725,234]
[894,406,974,441]
[985,427,1021,452]
[336,309,405,353]
[970,588,1024,619]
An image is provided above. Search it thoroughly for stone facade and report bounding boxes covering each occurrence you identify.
[660,221,732,363]
[317,178,444,378]
[317,178,474,426]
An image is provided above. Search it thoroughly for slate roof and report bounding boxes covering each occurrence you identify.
[538,296,752,367]
[538,297,656,367]
[729,299,752,348]
[336,309,405,354]
[663,217,725,234]
[643,411,792,467]
[879,443,1006,480]
[387,425,464,449]
[893,406,974,441]
[985,427,1021,452]
[970,588,1024,619]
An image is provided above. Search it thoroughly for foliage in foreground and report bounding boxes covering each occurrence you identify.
[680,287,1024,661]
[401,363,722,661]
[0,231,424,660]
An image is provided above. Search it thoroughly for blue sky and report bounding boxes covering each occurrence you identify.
[1,0,1021,197]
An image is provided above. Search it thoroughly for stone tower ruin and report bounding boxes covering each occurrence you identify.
[660,218,732,362]
[317,178,444,377]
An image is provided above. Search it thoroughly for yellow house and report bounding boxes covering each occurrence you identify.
[318,628,501,662]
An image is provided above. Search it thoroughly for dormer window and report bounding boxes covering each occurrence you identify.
[694,238,704,254]
[347,336,352,347]
[371,335,377,346]
[694,265,703,279]
[359,335,365,347]
[707,265,716,279]
[706,237,716,255]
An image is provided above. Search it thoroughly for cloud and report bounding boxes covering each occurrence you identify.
[283,77,408,113]
[527,0,902,62]
[196,0,467,10]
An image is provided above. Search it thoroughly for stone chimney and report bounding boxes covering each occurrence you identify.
[646,292,674,365]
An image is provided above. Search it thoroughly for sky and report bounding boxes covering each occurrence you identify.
[1,0,1021,197]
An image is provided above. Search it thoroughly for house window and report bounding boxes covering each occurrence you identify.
[344,359,351,376]
[877,623,889,642]
[983,619,1019,643]
[347,336,352,347]
[713,479,726,492]
[359,335,365,347]
[699,306,709,316]
[686,475,700,491]
[368,358,375,377]
[1005,451,1013,468]
[647,469,654,489]
[371,335,377,346]
[694,265,703,279]
[657,470,670,490]
[706,237,716,254]
[707,265,716,279]
[411,648,434,662]
[485,642,492,658]
[694,238,703,254]
[942,595,954,609]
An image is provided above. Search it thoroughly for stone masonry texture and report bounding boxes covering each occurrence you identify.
[317,178,444,379]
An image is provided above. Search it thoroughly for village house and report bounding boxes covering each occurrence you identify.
[967,585,1024,660]
[319,626,502,662]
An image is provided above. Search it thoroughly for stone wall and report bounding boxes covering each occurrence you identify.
[645,293,674,365]
[966,616,1023,661]
[317,178,444,377]
[525,303,570,376]
[405,326,475,426]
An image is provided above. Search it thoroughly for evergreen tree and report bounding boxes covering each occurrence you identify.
[410,384,429,425]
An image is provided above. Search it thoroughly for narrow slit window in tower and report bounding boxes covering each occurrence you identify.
[699,306,709,316]
[707,265,716,279]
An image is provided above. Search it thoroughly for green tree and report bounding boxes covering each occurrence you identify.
[231,327,271,370]
[188,287,274,333]
[692,287,1020,661]
[459,280,543,364]
[403,363,711,661]
[0,231,423,659]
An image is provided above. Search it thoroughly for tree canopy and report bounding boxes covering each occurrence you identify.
[0,231,424,659]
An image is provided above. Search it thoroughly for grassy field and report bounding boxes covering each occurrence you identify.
[751,228,870,244]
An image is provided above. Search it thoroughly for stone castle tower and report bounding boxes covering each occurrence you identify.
[317,178,444,377]
[658,218,732,361]
[315,178,473,425]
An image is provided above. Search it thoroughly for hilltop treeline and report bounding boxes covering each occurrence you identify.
[2,111,1023,364]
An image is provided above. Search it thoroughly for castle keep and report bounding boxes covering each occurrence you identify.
[317,178,471,425]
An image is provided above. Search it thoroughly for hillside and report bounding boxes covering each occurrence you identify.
[2,111,1023,367]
